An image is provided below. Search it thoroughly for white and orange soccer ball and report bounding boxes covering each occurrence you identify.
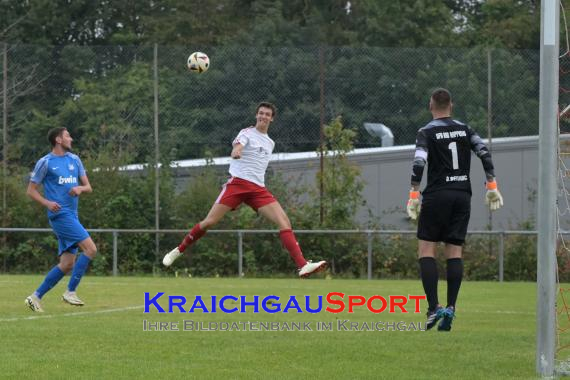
[187,52,209,73]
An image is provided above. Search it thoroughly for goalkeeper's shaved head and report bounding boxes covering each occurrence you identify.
[430,88,452,111]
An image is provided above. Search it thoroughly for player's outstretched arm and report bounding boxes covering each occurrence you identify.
[231,143,244,159]
[26,182,61,212]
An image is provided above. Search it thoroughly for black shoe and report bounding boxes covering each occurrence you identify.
[437,306,456,331]
[426,306,444,330]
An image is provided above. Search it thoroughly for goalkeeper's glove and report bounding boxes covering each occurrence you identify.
[485,180,504,211]
[406,190,420,220]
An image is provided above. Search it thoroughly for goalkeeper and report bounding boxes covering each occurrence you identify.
[406,88,503,332]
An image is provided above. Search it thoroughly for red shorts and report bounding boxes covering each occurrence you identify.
[215,177,277,211]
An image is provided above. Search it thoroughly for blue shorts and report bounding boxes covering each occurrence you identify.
[48,212,90,255]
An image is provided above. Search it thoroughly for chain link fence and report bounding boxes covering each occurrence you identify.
[0,44,542,275]
[2,44,539,168]
[0,227,546,282]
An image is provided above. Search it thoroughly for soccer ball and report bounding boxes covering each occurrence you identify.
[187,52,209,73]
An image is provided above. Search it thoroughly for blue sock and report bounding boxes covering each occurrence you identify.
[68,254,92,292]
[35,266,65,298]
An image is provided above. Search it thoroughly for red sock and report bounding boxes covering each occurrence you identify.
[279,229,307,268]
[178,223,207,252]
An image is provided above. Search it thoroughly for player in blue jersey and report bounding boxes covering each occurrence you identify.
[24,127,97,312]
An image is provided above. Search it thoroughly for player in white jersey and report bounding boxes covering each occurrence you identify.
[163,102,327,277]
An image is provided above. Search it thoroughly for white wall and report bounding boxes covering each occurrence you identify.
[171,135,566,231]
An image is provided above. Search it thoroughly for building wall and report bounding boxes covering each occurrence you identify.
[171,135,564,230]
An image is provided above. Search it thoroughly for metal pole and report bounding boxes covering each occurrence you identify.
[367,232,372,280]
[487,49,494,234]
[319,47,325,225]
[112,231,118,276]
[2,43,7,273]
[536,0,558,375]
[238,231,243,277]
[499,232,504,283]
[153,44,160,267]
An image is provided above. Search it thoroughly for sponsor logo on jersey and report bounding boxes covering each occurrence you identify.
[58,176,78,185]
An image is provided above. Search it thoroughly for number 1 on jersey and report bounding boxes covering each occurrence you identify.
[448,141,459,170]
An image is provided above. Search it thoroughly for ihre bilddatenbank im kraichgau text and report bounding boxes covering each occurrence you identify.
[142,292,427,332]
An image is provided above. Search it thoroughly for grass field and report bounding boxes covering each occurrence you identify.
[0,275,538,379]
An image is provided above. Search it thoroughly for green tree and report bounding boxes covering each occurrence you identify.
[1,0,542,48]
[315,116,365,227]
[290,116,369,276]
[445,0,540,49]
[0,0,152,45]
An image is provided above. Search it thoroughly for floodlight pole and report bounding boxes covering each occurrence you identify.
[537,0,558,376]
[319,47,325,225]
[153,44,160,265]
[2,43,7,272]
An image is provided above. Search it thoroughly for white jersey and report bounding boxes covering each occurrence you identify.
[229,127,275,187]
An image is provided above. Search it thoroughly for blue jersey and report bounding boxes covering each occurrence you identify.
[30,152,86,219]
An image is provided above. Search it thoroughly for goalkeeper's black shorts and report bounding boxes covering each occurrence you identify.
[417,189,471,245]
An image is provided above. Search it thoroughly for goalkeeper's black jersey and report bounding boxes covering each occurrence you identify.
[413,117,491,195]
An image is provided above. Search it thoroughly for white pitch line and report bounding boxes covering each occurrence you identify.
[0,306,534,322]
[466,309,533,315]
[0,305,143,323]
